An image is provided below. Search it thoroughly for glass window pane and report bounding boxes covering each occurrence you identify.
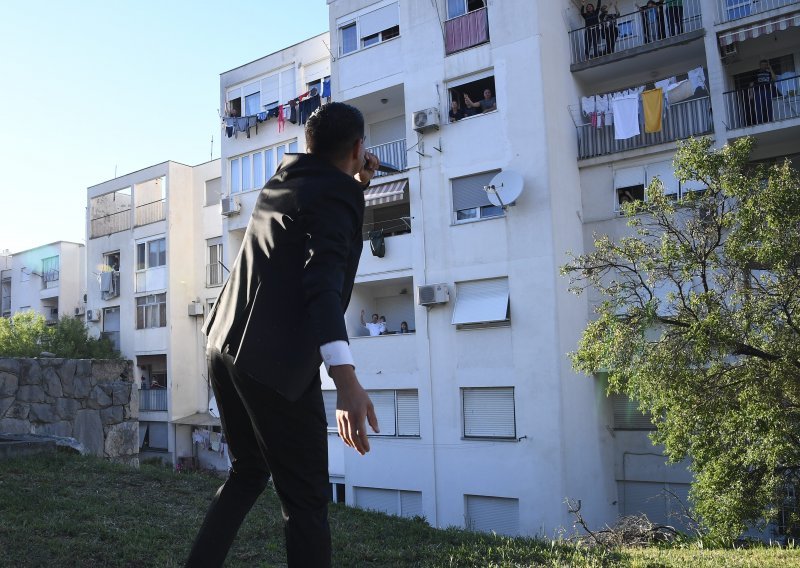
[231,158,240,193]
[447,0,466,18]
[245,92,260,116]
[148,241,157,268]
[480,205,503,218]
[341,24,358,54]
[159,300,166,327]
[253,152,264,189]
[289,140,298,153]
[265,150,275,178]
[158,239,166,266]
[277,146,285,165]
[136,243,146,270]
[456,208,478,221]
[136,305,144,329]
[241,155,251,191]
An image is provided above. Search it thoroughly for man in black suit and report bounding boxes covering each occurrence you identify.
[185,102,380,568]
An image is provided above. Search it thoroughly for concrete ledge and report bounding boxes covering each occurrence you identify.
[0,434,57,459]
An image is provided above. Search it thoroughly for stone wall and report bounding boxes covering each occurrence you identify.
[0,358,138,462]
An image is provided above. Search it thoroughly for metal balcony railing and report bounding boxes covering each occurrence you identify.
[723,75,800,129]
[366,139,407,177]
[717,0,799,23]
[362,217,411,241]
[140,388,168,411]
[445,7,490,55]
[135,199,166,227]
[90,209,132,238]
[569,0,703,66]
[577,96,712,160]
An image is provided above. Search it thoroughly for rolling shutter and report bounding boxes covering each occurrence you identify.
[452,278,509,325]
[611,393,654,430]
[261,74,280,108]
[400,491,423,518]
[322,390,337,432]
[396,390,420,436]
[359,3,399,38]
[462,387,515,438]
[452,171,498,212]
[614,166,645,189]
[465,495,519,536]
[646,161,679,197]
[368,391,397,436]
[354,487,399,515]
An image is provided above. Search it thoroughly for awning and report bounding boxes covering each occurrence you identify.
[171,412,221,427]
[364,179,407,207]
[718,12,800,47]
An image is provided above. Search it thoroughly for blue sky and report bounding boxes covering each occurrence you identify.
[0,0,329,254]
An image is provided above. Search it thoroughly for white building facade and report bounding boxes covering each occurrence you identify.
[85,159,226,470]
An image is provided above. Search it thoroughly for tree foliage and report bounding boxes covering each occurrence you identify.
[0,312,121,360]
[561,137,800,540]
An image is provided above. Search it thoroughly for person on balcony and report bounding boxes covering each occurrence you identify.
[574,1,603,59]
[464,88,497,113]
[599,2,619,55]
[637,1,665,44]
[752,59,777,124]
[361,309,386,336]
[665,0,683,36]
[449,98,466,122]
[399,321,410,334]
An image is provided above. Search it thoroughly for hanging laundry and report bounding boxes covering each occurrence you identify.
[210,432,221,452]
[256,111,268,122]
[224,117,236,138]
[267,106,280,119]
[288,99,298,124]
[612,93,640,140]
[666,79,694,104]
[595,94,609,114]
[642,88,664,133]
[277,104,285,133]
[688,67,706,93]
[654,77,676,92]
[322,77,331,98]
[581,96,596,117]
[298,94,321,125]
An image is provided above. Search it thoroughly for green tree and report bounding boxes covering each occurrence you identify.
[0,312,120,360]
[561,137,800,540]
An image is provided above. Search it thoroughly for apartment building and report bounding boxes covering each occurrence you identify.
[211,0,799,537]
[0,241,85,324]
[85,159,225,470]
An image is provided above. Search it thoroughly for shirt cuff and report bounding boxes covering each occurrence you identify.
[320,340,354,371]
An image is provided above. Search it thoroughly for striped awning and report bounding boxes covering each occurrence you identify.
[364,179,408,207]
[718,12,800,47]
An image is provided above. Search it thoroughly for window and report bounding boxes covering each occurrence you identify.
[452,170,503,222]
[462,387,516,439]
[226,67,295,117]
[323,389,419,436]
[102,306,121,352]
[354,487,422,518]
[614,166,646,210]
[230,141,298,194]
[207,240,224,287]
[101,251,120,300]
[136,293,166,329]
[616,161,705,210]
[136,238,165,271]
[339,2,400,56]
[307,75,331,97]
[1,275,10,316]
[41,256,59,284]
[611,393,655,430]
[447,0,485,19]
[448,75,497,121]
[464,495,519,535]
[205,178,221,206]
[245,92,261,116]
[140,421,168,450]
[452,277,510,328]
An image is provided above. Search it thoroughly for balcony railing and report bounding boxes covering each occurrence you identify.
[90,209,132,239]
[717,0,799,23]
[140,388,168,411]
[366,139,407,177]
[206,262,224,287]
[135,199,166,227]
[362,217,411,241]
[723,75,800,130]
[445,7,490,55]
[569,0,703,66]
[577,96,712,160]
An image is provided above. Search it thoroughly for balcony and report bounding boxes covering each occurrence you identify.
[366,139,407,177]
[139,388,168,412]
[445,7,489,55]
[577,96,712,160]
[349,332,417,374]
[100,270,120,300]
[135,199,166,227]
[90,209,131,239]
[723,75,800,130]
[569,0,703,70]
[717,0,800,24]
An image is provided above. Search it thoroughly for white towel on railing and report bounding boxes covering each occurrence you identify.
[612,93,640,140]
[688,67,706,92]
[581,96,596,116]
[654,77,676,92]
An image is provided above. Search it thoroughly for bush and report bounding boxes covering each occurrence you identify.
[0,312,121,359]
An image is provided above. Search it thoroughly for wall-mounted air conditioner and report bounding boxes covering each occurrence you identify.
[221,195,241,216]
[417,283,450,306]
[74,306,85,317]
[86,309,101,322]
[187,302,204,317]
[412,108,440,133]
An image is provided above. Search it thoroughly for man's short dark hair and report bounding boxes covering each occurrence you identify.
[305,102,365,162]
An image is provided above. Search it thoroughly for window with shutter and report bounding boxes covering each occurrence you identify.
[322,390,337,432]
[452,277,510,328]
[464,495,519,535]
[611,393,655,430]
[462,387,515,439]
[614,166,645,210]
[646,161,679,199]
[451,170,502,221]
[354,487,422,518]
[396,390,420,437]
[368,390,397,436]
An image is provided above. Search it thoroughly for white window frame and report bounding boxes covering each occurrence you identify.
[614,161,706,212]
[229,140,299,194]
[337,1,400,56]
[446,0,485,20]
[207,240,224,288]
[41,255,60,284]
[451,277,510,329]
[225,66,296,118]
[323,389,419,437]
[136,237,166,272]
[451,170,503,224]
[135,293,166,329]
[461,386,516,440]
[353,487,423,518]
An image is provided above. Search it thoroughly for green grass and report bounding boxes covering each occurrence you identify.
[0,452,798,567]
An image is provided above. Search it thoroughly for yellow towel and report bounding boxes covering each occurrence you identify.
[642,88,663,133]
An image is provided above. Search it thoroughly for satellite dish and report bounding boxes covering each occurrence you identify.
[208,396,220,419]
[485,170,524,209]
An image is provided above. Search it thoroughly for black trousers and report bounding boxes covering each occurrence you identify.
[185,349,331,568]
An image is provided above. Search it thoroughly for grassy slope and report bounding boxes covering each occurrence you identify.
[0,453,797,567]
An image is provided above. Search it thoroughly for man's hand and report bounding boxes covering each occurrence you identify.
[329,364,379,455]
[357,152,379,186]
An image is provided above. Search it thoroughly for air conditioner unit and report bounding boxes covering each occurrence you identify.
[221,195,241,216]
[417,283,450,306]
[86,309,101,322]
[74,306,85,317]
[188,302,204,317]
[412,108,440,133]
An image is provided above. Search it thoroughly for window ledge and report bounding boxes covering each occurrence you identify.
[461,436,518,442]
[448,108,498,126]
[450,214,505,227]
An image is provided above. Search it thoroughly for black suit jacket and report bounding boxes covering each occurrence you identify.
[203,153,365,401]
